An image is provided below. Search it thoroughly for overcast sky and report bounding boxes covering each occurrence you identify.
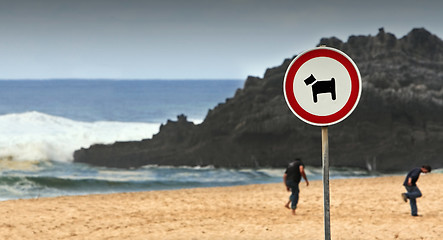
[0,0,442,80]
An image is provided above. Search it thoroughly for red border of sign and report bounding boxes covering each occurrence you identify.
[284,47,361,126]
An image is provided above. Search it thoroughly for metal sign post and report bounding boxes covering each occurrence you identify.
[283,46,361,240]
[322,126,331,240]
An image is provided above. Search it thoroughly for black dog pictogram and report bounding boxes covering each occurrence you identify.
[303,74,336,103]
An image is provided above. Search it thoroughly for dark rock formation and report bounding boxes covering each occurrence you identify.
[74,28,443,172]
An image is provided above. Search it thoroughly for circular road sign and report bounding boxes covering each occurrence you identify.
[283,47,362,126]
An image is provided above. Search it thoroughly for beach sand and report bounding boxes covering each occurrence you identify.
[0,174,442,240]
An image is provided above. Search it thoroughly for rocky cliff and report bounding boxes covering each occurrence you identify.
[74,28,443,172]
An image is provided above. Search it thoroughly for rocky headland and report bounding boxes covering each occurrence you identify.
[74,28,443,172]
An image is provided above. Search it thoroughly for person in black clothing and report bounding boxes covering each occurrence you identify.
[401,165,431,216]
[283,158,309,215]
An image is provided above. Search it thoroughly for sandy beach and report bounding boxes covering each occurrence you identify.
[0,173,442,240]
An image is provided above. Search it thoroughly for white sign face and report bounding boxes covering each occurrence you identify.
[283,47,361,126]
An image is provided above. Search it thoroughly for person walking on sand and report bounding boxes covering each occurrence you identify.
[283,158,309,215]
[401,165,432,216]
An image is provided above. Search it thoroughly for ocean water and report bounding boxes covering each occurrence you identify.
[0,80,376,201]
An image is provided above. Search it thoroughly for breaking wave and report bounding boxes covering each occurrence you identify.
[0,111,161,163]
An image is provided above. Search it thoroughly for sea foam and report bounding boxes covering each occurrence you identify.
[0,111,161,163]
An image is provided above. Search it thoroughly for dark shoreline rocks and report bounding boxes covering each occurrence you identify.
[74,28,443,172]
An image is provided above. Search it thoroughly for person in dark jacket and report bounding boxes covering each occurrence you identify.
[283,158,309,215]
[401,165,431,216]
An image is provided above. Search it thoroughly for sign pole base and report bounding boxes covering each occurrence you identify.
[322,126,331,240]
